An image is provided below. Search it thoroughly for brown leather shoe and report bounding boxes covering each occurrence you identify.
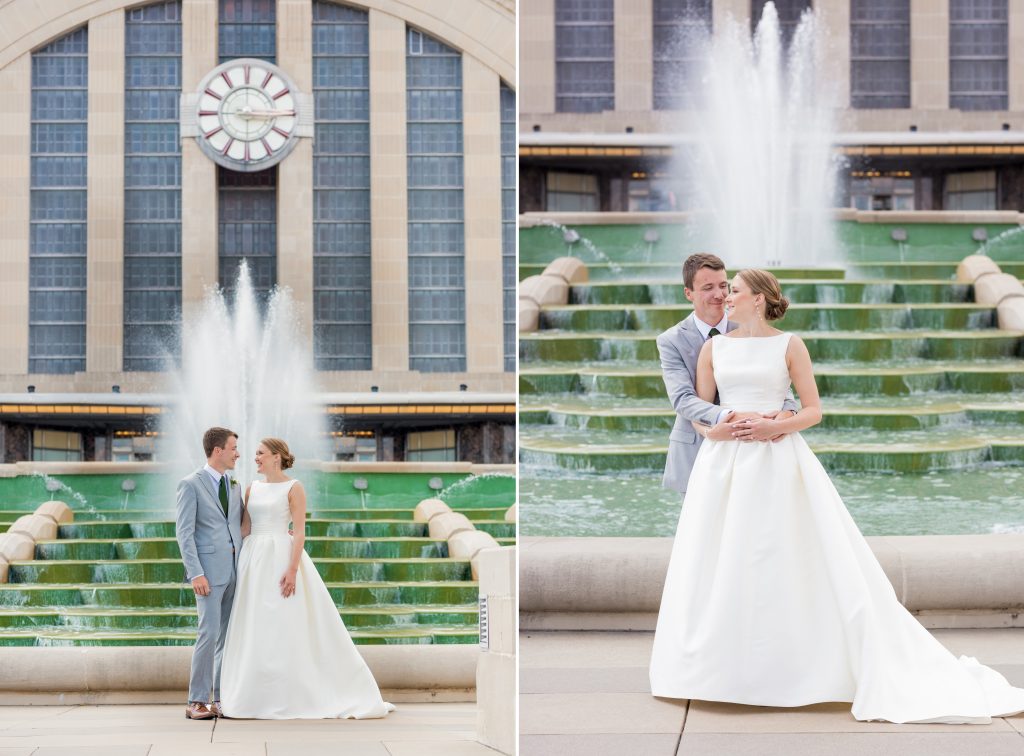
[185,701,214,720]
[210,701,225,718]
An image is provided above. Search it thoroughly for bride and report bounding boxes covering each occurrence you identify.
[649,268,1024,723]
[219,437,394,719]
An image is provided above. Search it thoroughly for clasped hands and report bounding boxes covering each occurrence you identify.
[706,410,794,443]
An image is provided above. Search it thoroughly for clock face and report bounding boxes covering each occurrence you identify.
[194,58,300,171]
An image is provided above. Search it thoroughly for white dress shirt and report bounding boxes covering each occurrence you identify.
[693,313,732,424]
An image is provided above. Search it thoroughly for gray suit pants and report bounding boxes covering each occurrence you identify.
[189,576,236,703]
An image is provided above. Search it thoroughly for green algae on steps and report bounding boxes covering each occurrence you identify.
[540,303,995,332]
[519,330,1024,363]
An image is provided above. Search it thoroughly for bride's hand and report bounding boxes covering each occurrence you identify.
[762,410,793,442]
[731,417,779,442]
[280,568,297,598]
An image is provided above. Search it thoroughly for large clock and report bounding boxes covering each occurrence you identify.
[189,58,305,171]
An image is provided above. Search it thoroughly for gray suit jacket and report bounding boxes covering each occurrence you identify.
[658,314,799,493]
[175,469,243,586]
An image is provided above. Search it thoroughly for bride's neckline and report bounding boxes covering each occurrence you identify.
[259,478,293,484]
[722,332,787,339]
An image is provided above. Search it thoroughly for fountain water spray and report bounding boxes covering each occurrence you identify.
[675,2,842,268]
[162,261,326,485]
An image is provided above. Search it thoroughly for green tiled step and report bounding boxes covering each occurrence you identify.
[0,625,479,647]
[519,430,1024,474]
[308,507,508,521]
[851,262,1024,280]
[519,262,848,281]
[36,537,452,561]
[520,362,1024,398]
[570,280,974,305]
[7,558,472,584]
[0,581,479,608]
[540,303,995,332]
[0,604,477,631]
[521,398,1024,432]
[520,330,1024,363]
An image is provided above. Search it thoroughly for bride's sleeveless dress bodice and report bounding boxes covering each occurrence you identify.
[220,479,393,719]
[650,334,1024,724]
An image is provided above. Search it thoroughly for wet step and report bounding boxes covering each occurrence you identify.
[0,604,477,631]
[35,537,453,561]
[520,330,1024,362]
[521,397,1024,431]
[519,425,1024,474]
[0,625,479,646]
[0,581,480,608]
[541,303,995,331]
[520,361,1024,397]
[571,280,975,305]
[308,508,507,521]
[520,262,848,281]
[851,261,1024,280]
[6,558,472,584]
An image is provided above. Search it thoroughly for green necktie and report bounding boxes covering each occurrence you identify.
[219,475,229,517]
[707,327,721,340]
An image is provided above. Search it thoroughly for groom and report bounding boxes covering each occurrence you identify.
[176,427,242,720]
[658,253,798,495]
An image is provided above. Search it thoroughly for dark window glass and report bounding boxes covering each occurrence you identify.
[30,27,88,374]
[407,28,465,372]
[652,0,711,110]
[850,0,909,108]
[124,1,183,371]
[554,0,614,112]
[219,0,276,63]
[949,0,1008,110]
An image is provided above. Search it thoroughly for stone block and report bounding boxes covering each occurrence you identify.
[530,274,570,307]
[544,256,589,285]
[9,514,56,542]
[448,529,500,562]
[504,503,517,522]
[518,275,542,303]
[519,298,540,332]
[428,512,475,540]
[998,298,1024,331]
[956,254,1000,283]
[0,556,7,583]
[974,273,1024,306]
[35,500,72,524]
[476,650,516,755]
[413,498,451,523]
[480,594,515,655]
[477,545,516,597]
[0,532,34,562]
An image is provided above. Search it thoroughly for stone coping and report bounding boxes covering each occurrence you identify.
[520,535,1024,629]
[518,210,1024,228]
[0,461,516,477]
[0,643,478,701]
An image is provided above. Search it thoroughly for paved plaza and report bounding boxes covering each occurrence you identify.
[0,702,502,755]
[521,629,1024,756]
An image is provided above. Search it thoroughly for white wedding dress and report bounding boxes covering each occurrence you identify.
[649,333,1024,723]
[220,479,394,719]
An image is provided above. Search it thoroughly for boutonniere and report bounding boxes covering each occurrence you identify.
[229,478,238,488]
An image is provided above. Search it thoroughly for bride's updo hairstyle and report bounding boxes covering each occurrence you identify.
[261,437,295,470]
[737,269,789,321]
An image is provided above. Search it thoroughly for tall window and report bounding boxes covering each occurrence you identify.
[406,29,465,373]
[500,83,515,373]
[218,167,277,305]
[312,2,372,371]
[124,1,182,371]
[850,0,909,108]
[555,0,614,113]
[751,0,811,46]
[219,0,276,63]
[30,27,88,374]
[949,0,1007,111]
[653,0,711,110]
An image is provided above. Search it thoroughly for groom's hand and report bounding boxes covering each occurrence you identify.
[191,576,210,597]
[705,420,736,442]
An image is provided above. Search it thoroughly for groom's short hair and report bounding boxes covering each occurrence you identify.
[683,253,726,290]
[203,427,238,458]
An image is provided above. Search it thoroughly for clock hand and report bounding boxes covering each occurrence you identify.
[231,109,296,119]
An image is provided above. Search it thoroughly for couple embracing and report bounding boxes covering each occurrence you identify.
[175,427,394,720]
[649,253,1024,724]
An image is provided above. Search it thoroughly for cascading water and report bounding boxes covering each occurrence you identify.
[674,2,841,268]
[161,261,326,485]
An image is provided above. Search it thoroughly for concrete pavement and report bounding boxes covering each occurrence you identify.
[0,702,503,755]
[520,629,1024,756]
